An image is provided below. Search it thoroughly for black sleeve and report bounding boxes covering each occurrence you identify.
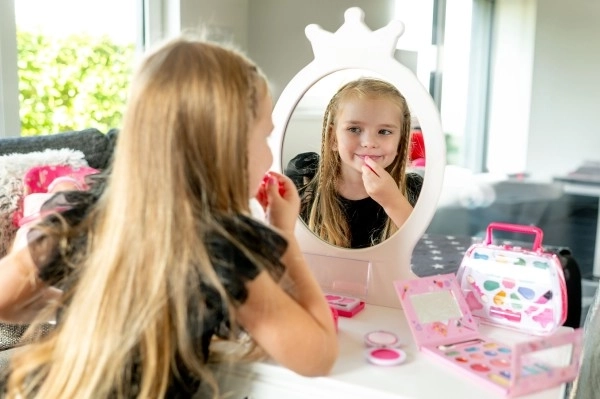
[27,191,97,286]
[406,172,424,207]
[206,215,287,304]
[284,152,319,191]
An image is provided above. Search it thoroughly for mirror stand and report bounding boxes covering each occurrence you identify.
[270,7,446,308]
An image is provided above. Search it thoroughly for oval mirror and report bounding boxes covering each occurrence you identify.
[282,69,426,249]
[269,7,446,308]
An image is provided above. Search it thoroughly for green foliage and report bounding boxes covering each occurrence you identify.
[445,133,462,165]
[17,30,135,136]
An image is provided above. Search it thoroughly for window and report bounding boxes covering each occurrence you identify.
[11,0,143,136]
[395,0,493,170]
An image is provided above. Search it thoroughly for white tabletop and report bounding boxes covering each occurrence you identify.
[217,304,571,399]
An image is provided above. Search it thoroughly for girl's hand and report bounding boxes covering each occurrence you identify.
[258,171,300,234]
[360,156,401,207]
[361,156,414,228]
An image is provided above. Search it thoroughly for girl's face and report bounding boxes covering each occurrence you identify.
[248,91,275,197]
[332,97,403,177]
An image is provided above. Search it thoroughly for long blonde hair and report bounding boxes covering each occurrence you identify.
[7,36,269,398]
[304,78,412,248]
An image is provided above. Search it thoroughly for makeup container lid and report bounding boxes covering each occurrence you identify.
[365,347,407,366]
[364,330,400,348]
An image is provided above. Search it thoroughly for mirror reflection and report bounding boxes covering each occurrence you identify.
[283,71,425,249]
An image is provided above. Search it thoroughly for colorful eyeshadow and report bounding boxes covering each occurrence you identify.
[514,258,526,266]
[491,358,510,367]
[533,261,549,269]
[484,351,497,356]
[489,374,510,386]
[502,278,516,288]
[493,291,506,305]
[470,363,490,372]
[517,287,535,299]
[484,280,500,291]
[455,357,469,363]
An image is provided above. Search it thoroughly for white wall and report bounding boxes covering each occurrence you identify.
[246,0,395,169]
[246,0,394,100]
[162,0,393,100]
[486,0,536,175]
[175,0,249,50]
[527,0,600,181]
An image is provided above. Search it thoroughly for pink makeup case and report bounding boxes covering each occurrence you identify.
[456,222,567,335]
[394,273,582,398]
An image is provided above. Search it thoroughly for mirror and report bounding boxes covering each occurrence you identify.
[269,7,446,308]
[282,69,426,249]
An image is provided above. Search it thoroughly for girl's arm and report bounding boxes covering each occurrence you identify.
[237,172,338,376]
[0,245,61,323]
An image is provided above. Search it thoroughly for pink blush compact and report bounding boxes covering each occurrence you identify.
[364,330,400,348]
[364,330,406,366]
[366,347,407,366]
[324,293,365,317]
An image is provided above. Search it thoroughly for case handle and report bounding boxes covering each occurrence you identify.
[484,222,543,251]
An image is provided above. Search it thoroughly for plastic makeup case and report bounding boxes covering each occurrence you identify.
[456,222,568,335]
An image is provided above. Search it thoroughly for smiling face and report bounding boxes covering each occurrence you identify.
[332,96,403,179]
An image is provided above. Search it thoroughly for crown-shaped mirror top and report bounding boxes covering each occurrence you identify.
[305,7,405,60]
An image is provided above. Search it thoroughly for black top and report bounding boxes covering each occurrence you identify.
[285,151,424,248]
[23,173,287,397]
[339,196,388,248]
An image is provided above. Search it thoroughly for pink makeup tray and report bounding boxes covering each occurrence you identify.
[394,273,583,398]
[325,293,365,317]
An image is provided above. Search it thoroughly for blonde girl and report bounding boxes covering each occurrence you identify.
[286,78,422,248]
[0,36,337,398]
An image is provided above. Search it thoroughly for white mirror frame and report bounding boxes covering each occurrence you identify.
[269,7,446,308]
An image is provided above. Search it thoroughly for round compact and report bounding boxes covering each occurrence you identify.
[364,330,400,348]
[365,347,407,366]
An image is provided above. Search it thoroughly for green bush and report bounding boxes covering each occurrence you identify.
[17,30,135,136]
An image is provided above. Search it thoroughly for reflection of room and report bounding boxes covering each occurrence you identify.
[133,0,599,315]
[0,3,589,396]
[2,0,598,318]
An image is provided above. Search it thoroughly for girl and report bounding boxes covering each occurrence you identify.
[0,36,337,398]
[286,78,423,248]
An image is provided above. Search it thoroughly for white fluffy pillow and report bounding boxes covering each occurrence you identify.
[0,148,89,257]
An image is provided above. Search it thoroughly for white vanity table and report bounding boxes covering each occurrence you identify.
[216,304,570,399]
[233,7,578,399]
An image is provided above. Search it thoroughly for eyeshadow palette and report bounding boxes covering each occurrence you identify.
[394,274,583,397]
[325,293,365,317]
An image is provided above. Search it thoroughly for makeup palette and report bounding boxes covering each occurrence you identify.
[325,293,365,317]
[364,330,406,366]
[394,274,583,397]
[364,330,400,348]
